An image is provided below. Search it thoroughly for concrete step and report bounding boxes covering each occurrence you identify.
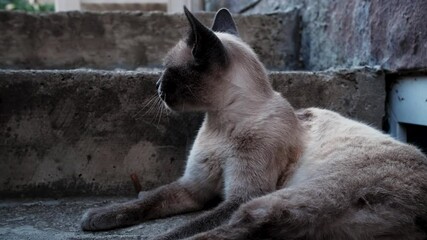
[0,69,385,197]
[0,197,199,240]
[0,10,300,71]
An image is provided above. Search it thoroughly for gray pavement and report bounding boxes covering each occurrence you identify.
[0,197,200,240]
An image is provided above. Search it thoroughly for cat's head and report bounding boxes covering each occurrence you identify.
[157,6,271,112]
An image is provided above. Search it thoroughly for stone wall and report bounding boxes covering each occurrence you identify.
[213,0,427,72]
[0,69,384,197]
[2,1,425,72]
[0,4,393,197]
[81,3,167,12]
[0,10,301,71]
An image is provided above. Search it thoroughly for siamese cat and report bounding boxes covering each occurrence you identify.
[81,7,427,240]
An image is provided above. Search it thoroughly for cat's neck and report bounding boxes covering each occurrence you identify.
[202,35,296,135]
[205,71,280,133]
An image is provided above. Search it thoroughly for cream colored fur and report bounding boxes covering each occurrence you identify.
[81,9,427,240]
[184,32,427,240]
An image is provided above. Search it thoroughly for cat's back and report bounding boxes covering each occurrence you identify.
[287,107,427,190]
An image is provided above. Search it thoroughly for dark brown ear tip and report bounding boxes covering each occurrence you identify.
[183,5,198,25]
[183,5,190,17]
[217,8,232,15]
[212,7,239,36]
[183,5,189,13]
[214,8,233,20]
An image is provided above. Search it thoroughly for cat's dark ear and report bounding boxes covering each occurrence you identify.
[211,8,239,36]
[183,6,227,66]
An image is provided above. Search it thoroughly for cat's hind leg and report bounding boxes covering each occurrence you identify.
[189,183,427,240]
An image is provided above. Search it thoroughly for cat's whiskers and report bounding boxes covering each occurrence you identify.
[144,96,162,121]
[151,98,163,124]
[157,100,164,127]
[133,93,159,120]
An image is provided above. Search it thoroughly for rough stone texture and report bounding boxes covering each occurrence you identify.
[0,69,384,197]
[0,10,301,71]
[271,69,385,128]
[239,0,427,72]
[0,197,200,240]
[81,3,167,12]
[0,70,202,197]
[204,0,259,13]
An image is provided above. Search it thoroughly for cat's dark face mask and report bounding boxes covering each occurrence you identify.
[156,6,238,112]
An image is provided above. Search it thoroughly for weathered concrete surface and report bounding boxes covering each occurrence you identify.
[0,10,300,71]
[0,69,384,197]
[270,69,385,128]
[0,197,200,240]
[81,3,167,12]
[238,0,427,72]
[0,69,202,197]
[204,0,260,13]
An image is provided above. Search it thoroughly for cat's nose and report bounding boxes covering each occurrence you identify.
[156,81,167,100]
[159,90,166,100]
[156,80,161,90]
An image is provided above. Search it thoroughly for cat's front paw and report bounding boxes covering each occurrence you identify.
[138,190,148,199]
[80,205,137,231]
[81,207,111,231]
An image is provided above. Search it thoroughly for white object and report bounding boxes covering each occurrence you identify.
[388,76,427,142]
[55,0,81,11]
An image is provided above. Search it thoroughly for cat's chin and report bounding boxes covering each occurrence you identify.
[163,102,205,113]
[163,102,187,112]
[163,102,178,112]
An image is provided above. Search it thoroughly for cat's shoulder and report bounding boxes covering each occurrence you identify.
[295,107,384,140]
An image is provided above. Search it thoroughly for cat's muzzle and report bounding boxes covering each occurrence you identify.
[156,79,166,100]
[156,78,177,106]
